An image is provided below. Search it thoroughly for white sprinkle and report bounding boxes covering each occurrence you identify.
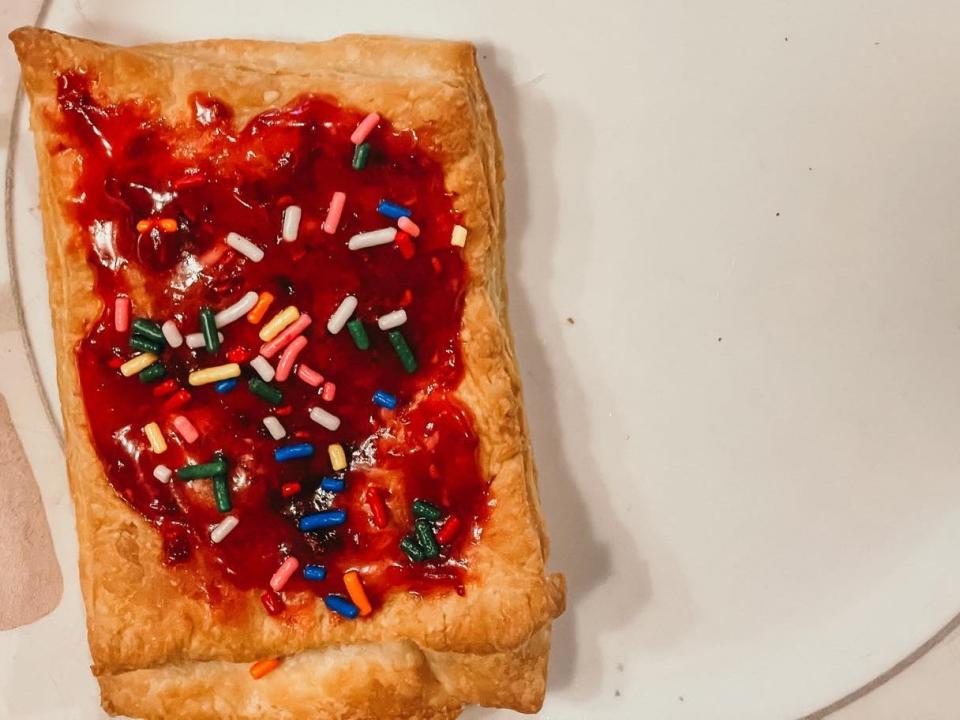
[210,515,239,543]
[282,205,302,242]
[309,406,342,431]
[186,331,224,349]
[327,295,358,334]
[215,291,259,328]
[161,320,184,348]
[451,224,467,247]
[347,227,397,251]
[226,231,265,262]
[262,415,287,440]
[263,89,280,103]
[153,464,172,483]
[377,309,408,331]
[250,355,276,382]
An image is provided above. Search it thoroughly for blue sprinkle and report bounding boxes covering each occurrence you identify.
[376,199,411,219]
[324,594,359,619]
[274,443,315,462]
[299,509,347,531]
[303,564,327,582]
[372,390,398,410]
[215,378,238,393]
[320,476,346,493]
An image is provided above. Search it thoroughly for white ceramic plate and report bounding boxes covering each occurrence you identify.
[6,1,960,718]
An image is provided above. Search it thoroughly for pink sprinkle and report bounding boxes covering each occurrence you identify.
[322,192,346,234]
[397,216,421,238]
[269,556,300,592]
[199,243,229,266]
[297,364,324,387]
[114,295,130,332]
[172,415,199,444]
[260,314,313,359]
[275,336,307,382]
[350,112,380,145]
[321,382,337,402]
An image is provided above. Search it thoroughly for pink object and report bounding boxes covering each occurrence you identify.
[321,382,337,402]
[297,364,324,387]
[260,314,312,359]
[199,243,229,266]
[172,415,199,444]
[322,192,346,234]
[114,295,130,332]
[269,557,300,592]
[275,336,307,382]
[350,112,380,145]
[397,216,421,238]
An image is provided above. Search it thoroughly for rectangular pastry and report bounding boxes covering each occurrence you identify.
[10,27,564,719]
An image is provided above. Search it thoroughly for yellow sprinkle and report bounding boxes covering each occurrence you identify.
[120,352,158,377]
[188,363,241,386]
[450,224,467,247]
[143,422,167,454]
[259,306,300,341]
[328,443,347,471]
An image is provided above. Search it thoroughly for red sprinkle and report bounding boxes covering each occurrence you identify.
[173,173,205,189]
[436,516,461,545]
[107,356,125,369]
[366,487,389,529]
[395,230,415,259]
[321,382,336,402]
[226,346,251,364]
[431,257,442,273]
[159,389,191,414]
[152,379,178,397]
[280,482,301,498]
[260,590,285,615]
[399,289,413,307]
[274,405,293,417]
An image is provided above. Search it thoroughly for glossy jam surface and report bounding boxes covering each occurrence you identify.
[58,72,487,606]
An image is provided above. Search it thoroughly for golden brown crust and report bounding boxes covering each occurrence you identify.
[99,627,552,720]
[9,26,564,717]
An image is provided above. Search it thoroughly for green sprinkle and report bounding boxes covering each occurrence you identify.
[352,142,370,170]
[414,518,440,559]
[248,377,284,405]
[176,458,228,480]
[138,362,167,384]
[347,318,370,350]
[131,318,164,342]
[412,499,443,521]
[388,329,418,373]
[399,535,425,562]
[130,334,165,354]
[199,307,219,353]
[213,474,232,513]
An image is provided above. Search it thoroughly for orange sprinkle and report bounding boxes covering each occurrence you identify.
[343,570,372,616]
[158,218,178,233]
[247,292,275,324]
[136,219,152,233]
[249,658,281,679]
